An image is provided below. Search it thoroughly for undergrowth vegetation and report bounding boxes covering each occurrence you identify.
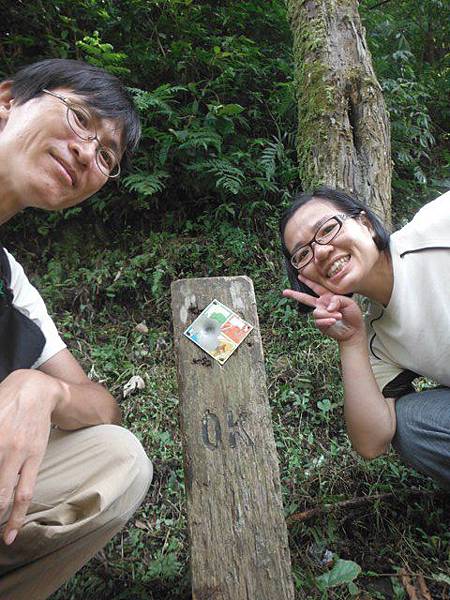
[2,0,450,598]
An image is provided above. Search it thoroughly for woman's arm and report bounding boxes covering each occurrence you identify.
[339,334,396,458]
[283,280,396,459]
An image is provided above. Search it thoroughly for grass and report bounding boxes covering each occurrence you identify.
[4,203,449,600]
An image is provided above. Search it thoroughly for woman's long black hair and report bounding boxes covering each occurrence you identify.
[280,187,391,313]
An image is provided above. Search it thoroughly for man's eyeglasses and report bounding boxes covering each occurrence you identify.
[42,89,121,178]
[290,213,356,270]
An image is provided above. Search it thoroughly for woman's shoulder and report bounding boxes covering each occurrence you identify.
[410,189,450,222]
[392,190,450,254]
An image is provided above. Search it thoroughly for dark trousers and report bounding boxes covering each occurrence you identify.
[392,387,450,489]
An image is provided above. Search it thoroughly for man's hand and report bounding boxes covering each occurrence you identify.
[0,349,120,545]
[0,369,63,545]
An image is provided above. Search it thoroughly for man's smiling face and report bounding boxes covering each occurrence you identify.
[0,87,123,212]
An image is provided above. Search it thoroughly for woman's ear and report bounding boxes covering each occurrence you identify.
[0,81,14,132]
[358,211,376,238]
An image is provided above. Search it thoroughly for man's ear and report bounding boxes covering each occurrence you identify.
[0,81,14,131]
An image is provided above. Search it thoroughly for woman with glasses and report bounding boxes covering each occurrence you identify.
[280,186,450,489]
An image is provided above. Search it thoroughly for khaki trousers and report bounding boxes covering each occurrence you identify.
[0,424,153,600]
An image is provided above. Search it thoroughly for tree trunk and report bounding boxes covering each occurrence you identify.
[287,0,392,223]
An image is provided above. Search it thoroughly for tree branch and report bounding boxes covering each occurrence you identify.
[368,0,395,10]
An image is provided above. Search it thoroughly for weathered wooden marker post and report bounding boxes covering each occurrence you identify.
[171,276,294,600]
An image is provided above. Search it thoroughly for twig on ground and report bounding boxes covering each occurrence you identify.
[286,488,442,524]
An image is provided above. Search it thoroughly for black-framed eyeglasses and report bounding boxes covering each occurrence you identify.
[42,89,121,178]
[290,213,355,270]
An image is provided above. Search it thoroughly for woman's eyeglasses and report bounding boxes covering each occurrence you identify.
[290,213,355,270]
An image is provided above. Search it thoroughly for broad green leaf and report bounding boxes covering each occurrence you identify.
[316,559,362,591]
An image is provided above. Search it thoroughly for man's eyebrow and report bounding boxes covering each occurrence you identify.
[97,124,123,156]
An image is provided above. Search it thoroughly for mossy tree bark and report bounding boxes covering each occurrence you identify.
[287,0,391,222]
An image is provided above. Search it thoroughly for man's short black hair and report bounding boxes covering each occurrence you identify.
[9,58,141,163]
[279,186,391,313]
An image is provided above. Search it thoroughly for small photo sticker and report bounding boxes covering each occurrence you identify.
[184,299,253,364]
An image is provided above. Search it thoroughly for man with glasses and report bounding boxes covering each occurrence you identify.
[0,59,152,599]
[41,88,122,179]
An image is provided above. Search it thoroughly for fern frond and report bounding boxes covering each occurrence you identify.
[128,85,186,115]
[204,159,245,195]
[122,171,169,197]
[174,129,222,153]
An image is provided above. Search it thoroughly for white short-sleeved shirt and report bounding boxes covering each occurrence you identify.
[4,248,66,368]
[366,190,450,397]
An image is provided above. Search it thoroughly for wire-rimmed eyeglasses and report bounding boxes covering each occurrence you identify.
[42,89,121,178]
[290,213,356,270]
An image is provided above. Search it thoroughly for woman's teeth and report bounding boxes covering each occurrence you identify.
[327,256,350,278]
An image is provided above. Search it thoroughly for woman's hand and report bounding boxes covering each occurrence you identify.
[282,274,365,344]
[283,275,397,458]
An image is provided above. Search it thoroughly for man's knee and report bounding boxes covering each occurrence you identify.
[80,424,153,522]
[64,425,153,526]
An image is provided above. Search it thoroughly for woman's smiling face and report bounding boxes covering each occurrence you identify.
[283,198,381,295]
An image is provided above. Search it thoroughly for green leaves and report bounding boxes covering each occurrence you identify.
[207,103,245,117]
[122,171,170,197]
[197,159,245,195]
[361,0,449,213]
[129,85,187,115]
[173,128,223,153]
[316,559,362,592]
[76,31,130,75]
[433,573,450,586]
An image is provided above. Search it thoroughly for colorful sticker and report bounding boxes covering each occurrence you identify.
[184,299,253,364]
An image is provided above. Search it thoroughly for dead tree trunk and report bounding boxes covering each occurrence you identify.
[171,276,294,600]
[287,0,392,223]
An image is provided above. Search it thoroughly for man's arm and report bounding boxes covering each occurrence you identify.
[39,348,121,429]
[0,349,120,545]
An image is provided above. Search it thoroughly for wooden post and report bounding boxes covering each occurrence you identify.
[171,276,294,600]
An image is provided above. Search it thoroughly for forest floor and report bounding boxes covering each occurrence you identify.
[5,205,448,600]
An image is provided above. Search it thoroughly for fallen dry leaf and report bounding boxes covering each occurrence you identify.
[135,322,149,334]
[417,574,433,600]
[399,569,432,600]
[123,375,145,398]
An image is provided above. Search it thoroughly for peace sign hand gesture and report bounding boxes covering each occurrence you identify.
[282,275,365,344]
